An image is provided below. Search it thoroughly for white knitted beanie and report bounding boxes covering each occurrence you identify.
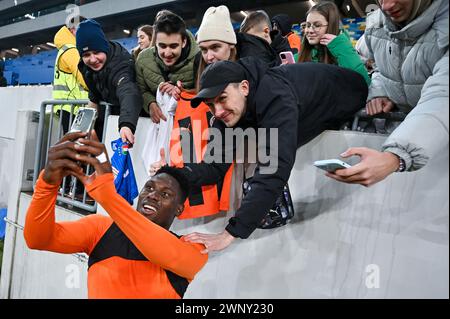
[196,5,237,44]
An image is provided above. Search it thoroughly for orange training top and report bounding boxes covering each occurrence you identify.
[287,32,301,58]
[23,172,208,299]
[170,91,234,219]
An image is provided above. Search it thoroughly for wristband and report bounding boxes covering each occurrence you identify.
[96,152,108,164]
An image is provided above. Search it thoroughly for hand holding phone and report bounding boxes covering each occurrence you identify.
[279,51,295,64]
[70,107,97,133]
[314,159,352,173]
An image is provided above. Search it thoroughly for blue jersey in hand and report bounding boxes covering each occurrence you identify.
[110,138,139,205]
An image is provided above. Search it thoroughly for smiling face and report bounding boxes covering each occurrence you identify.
[136,173,184,230]
[155,32,187,67]
[81,51,107,71]
[305,11,329,45]
[205,82,249,127]
[199,40,233,64]
[137,30,151,50]
[378,0,414,23]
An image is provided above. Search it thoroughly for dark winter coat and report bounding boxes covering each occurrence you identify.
[237,31,292,67]
[78,41,142,133]
[183,58,368,239]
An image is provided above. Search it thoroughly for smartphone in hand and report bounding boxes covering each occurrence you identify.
[69,107,98,146]
[279,51,296,64]
[69,107,98,134]
[314,159,352,173]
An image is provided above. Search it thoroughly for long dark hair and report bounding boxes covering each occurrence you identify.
[133,25,153,60]
[298,1,341,65]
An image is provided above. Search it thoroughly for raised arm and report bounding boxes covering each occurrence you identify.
[326,32,371,86]
[382,50,449,171]
[24,132,109,254]
[107,58,141,131]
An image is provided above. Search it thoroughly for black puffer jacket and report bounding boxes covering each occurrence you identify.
[183,58,368,239]
[79,41,142,133]
[236,31,292,67]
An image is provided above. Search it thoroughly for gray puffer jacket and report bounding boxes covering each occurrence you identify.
[364,0,449,171]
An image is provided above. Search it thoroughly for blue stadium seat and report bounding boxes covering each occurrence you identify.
[0,208,6,239]
[114,37,138,53]
[342,17,366,43]
[17,65,54,85]
[6,38,147,86]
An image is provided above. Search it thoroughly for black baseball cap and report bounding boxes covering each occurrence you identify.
[190,60,247,108]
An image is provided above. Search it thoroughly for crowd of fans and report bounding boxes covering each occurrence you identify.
[18,0,449,299]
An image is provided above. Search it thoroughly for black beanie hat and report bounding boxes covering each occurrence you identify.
[271,14,292,36]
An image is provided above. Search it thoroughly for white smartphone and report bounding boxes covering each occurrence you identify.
[279,51,295,64]
[314,159,352,172]
[69,107,97,134]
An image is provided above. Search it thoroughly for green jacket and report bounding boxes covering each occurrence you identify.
[135,30,199,113]
[311,31,371,86]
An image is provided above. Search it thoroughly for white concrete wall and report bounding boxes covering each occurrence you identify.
[181,131,449,299]
[0,86,52,205]
[0,138,13,208]
[0,87,52,298]
[0,110,48,298]
[0,86,52,139]
[8,193,88,299]
[2,112,448,298]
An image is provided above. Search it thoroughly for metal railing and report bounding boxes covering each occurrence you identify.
[351,109,407,132]
[33,100,110,213]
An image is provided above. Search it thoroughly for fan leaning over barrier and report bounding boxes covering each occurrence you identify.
[151,58,368,253]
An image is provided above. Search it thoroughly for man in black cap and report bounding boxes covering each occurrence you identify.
[154,58,368,252]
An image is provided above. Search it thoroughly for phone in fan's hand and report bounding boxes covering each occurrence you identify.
[69,107,97,135]
[314,159,352,173]
[279,51,296,64]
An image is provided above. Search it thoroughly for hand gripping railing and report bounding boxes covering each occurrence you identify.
[351,109,407,131]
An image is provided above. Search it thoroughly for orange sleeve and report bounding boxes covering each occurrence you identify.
[24,171,111,255]
[86,173,208,280]
[288,33,301,54]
